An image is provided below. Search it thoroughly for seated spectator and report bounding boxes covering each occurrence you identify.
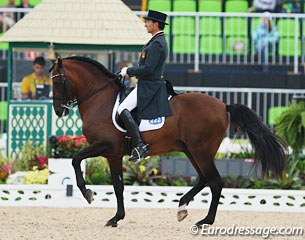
[276,0,301,13]
[252,12,279,72]
[249,0,276,12]
[21,57,52,100]
[0,0,16,32]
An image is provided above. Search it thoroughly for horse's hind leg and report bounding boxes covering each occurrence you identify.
[194,153,224,226]
[177,153,208,222]
[177,174,207,222]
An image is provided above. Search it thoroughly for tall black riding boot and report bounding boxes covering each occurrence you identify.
[120,109,149,162]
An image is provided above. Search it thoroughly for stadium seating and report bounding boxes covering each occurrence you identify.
[148,0,171,12]
[199,0,222,12]
[173,35,195,54]
[173,0,196,12]
[0,34,8,50]
[224,17,248,36]
[277,18,299,37]
[225,0,248,12]
[30,0,43,6]
[172,17,195,35]
[172,0,196,35]
[226,36,249,55]
[200,36,223,54]
[199,17,222,35]
[278,38,301,56]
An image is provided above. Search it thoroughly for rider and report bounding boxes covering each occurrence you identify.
[118,10,172,162]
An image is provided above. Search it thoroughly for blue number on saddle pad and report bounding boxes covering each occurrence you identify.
[149,117,162,125]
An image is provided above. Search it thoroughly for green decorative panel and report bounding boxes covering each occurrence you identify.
[51,107,83,136]
[8,101,83,159]
[8,102,51,159]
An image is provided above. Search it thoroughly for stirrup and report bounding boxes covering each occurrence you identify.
[129,144,149,162]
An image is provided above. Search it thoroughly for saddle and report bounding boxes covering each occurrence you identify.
[114,80,180,129]
[113,80,181,155]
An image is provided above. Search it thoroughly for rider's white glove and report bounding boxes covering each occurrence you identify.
[120,67,128,77]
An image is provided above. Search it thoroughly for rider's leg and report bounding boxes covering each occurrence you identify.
[117,86,149,162]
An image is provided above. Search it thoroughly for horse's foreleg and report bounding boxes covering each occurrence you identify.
[72,142,107,203]
[105,159,125,227]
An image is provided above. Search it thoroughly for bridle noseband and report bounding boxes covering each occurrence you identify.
[51,61,121,111]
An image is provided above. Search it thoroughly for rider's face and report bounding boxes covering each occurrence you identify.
[145,20,158,34]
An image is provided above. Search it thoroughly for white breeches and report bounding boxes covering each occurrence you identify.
[117,85,138,114]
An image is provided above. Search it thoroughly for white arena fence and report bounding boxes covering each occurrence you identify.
[0,185,304,212]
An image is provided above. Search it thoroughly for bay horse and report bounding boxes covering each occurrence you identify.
[50,56,286,228]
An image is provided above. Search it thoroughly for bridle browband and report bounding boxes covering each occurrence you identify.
[51,62,121,110]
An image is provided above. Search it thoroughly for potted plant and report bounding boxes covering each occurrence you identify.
[48,135,88,186]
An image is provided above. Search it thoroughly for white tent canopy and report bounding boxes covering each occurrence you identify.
[0,0,149,46]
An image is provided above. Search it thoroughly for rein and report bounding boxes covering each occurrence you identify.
[51,63,121,110]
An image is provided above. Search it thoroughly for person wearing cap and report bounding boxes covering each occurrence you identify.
[21,56,51,100]
[252,12,279,72]
[117,10,172,162]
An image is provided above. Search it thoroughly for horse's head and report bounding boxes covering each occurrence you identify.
[50,57,77,117]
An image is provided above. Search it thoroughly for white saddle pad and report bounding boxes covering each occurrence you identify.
[112,94,165,133]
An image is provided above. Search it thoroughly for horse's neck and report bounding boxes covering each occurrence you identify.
[77,81,118,120]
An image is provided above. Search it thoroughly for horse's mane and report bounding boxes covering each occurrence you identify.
[65,56,117,79]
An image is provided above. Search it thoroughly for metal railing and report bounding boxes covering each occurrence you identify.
[1,9,304,72]
[132,11,305,73]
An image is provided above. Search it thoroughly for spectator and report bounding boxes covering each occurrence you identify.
[249,0,276,12]
[15,0,33,21]
[276,0,301,13]
[252,12,279,72]
[0,0,16,32]
[21,57,52,100]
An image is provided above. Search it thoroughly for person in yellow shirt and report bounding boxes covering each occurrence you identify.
[21,57,52,100]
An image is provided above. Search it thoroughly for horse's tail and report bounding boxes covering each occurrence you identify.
[226,104,286,178]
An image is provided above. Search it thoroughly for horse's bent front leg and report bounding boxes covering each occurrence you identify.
[72,142,108,203]
[105,159,125,227]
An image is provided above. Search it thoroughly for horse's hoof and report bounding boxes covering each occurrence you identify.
[84,189,94,204]
[104,221,118,227]
[177,209,188,222]
[195,219,214,228]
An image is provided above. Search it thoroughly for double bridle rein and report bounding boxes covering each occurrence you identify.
[51,62,121,111]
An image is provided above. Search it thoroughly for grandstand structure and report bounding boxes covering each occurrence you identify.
[1,0,303,88]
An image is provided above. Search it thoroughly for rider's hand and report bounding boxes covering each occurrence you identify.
[120,67,128,77]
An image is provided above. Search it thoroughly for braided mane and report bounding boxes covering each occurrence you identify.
[65,56,117,79]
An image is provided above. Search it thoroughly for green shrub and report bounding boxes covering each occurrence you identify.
[85,157,111,185]
[15,141,47,171]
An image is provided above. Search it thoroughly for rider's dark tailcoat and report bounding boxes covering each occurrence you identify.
[127,31,172,120]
